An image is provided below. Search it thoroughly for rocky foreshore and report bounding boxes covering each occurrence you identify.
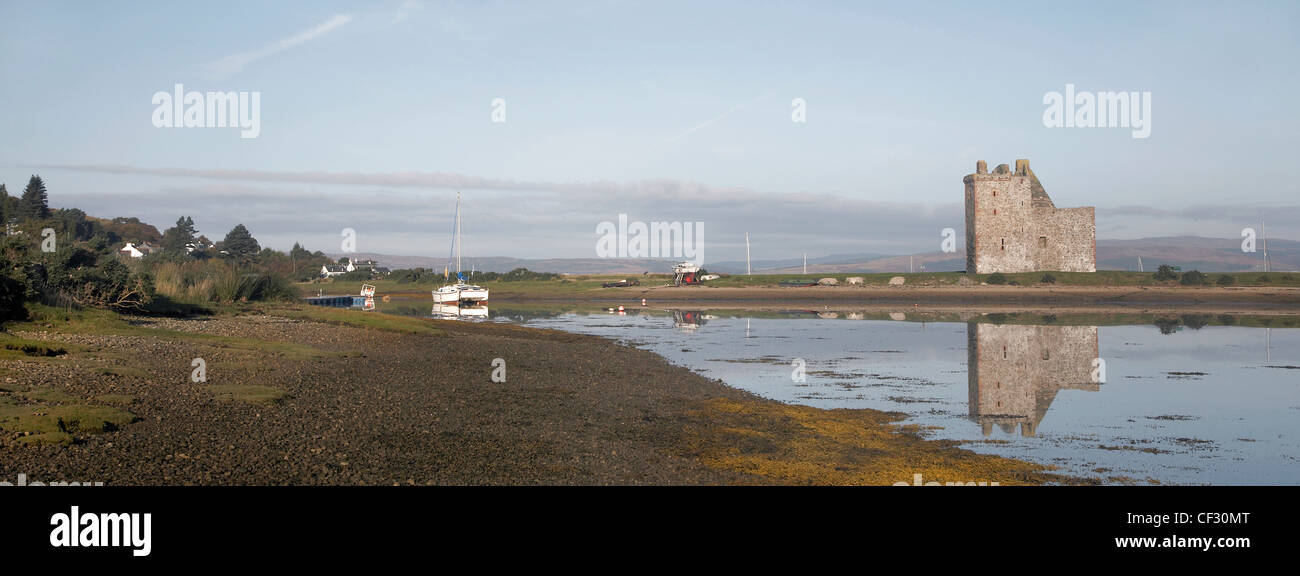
[0,310,1057,485]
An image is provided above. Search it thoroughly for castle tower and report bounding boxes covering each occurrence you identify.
[964,159,1096,274]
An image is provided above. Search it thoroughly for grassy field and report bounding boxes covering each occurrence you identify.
[701,270,1300,288]
[302,269,1300,298]
[268,304,444,335]
[302,275,648,297]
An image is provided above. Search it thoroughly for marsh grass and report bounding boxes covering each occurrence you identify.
[0,389,136,445]
[208,384,287,406]
[271,305,443,336]
[151,260,299,303]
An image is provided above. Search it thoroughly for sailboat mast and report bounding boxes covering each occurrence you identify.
[457,192,463,275]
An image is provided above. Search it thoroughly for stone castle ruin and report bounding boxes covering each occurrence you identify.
[964,159,1095,274]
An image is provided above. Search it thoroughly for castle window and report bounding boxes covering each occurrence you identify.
[1038,236,1047,249]
[993,208,997,215]
[1001,238,1005,251]
[1041,349,1050,361]
[992,190,997,197]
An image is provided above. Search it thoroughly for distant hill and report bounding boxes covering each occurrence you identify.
[706,252,891,274]
[763,236,1294,274]
[92,216,162,244]
[1095,236,1296,272]
[328,253,684,275]
[763,252,963,274]
[333,236,1295,276]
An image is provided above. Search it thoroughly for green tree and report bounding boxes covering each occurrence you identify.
[0,235,30,321]
[221,224,260,259]
[52,208,99,243]
[290,242,313,261]
[161,216,198,254]
[0,183,8,232]
[1179,270,1207,286]
[20,175,50,221]
[1154,264,1179,282]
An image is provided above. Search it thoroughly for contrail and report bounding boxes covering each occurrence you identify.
[666,91,772,142]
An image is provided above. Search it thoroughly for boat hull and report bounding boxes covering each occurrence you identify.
[433,286,489,304]
[432,303,488,318]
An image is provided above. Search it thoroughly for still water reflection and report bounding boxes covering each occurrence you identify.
[382,300,1300,484]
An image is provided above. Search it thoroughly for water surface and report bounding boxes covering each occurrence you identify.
[383,300,1300,484]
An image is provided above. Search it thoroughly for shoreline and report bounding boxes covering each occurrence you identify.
[0,307,1065,486]
[371,284,1300,315]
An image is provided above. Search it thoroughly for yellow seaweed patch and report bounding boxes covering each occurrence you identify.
[678,398,1057,486]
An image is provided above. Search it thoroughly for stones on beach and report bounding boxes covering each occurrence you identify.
[889,276,905,286]
[817,278,839,286]
[846,277,864,285]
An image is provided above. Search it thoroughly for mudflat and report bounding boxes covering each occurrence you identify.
[0,309,1057,485]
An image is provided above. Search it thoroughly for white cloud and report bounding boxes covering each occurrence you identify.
[39,164,1300,258]
[203,14,354,80]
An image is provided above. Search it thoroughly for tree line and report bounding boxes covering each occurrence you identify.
[0,175,333,322]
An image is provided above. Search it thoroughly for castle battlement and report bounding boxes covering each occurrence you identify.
[964,159,1096,274]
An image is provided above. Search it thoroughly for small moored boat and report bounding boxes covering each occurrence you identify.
[433,192,489,304]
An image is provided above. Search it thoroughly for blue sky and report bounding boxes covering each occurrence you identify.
[1,0,1297,260]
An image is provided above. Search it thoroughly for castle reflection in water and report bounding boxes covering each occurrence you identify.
[967,323,1100,437]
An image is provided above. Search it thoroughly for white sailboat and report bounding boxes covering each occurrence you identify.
[433,192,489,304]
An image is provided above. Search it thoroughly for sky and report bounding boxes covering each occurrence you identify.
[1,0,1297,263]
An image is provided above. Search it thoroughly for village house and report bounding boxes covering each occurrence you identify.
[119,242,159,259]
[120,243,144,258]
[320,258,390,278]
[320,262,353,278]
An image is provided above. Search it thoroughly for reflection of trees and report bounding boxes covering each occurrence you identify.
[1154,317,1180,334]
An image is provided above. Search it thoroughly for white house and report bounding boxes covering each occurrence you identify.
[320,258,391,278]
[120,243,144,258]
[320,259,356,278]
